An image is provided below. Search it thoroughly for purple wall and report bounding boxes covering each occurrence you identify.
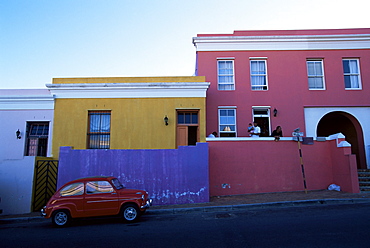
[57,143,209,205]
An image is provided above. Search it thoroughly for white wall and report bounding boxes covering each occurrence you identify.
[0,157,36,214]
[305,107,370,168]
[0,89,54,214]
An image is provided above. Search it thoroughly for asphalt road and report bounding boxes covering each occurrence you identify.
[1,203,369,248]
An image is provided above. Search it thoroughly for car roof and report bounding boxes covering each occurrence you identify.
[67,176,117,184]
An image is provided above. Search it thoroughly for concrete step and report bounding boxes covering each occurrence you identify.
[360,187,370,191]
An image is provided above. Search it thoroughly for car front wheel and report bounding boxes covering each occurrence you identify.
[122,204,140,222]
[52,210,71,227]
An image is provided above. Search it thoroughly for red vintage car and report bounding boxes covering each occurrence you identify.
[41,176,152,227]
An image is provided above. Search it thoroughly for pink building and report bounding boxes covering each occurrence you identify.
[193,28,370,170]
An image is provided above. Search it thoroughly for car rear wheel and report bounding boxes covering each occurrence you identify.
[52,210,71,227]
[122,204,140,222]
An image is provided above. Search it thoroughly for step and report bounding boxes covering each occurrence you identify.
[358,172,370,177]
[358,177,370,182]
[360,187,370,191]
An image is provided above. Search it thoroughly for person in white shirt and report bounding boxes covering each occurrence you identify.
[251,122,261,137]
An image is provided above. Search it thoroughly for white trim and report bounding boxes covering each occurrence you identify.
[218,106,237,109]
[193,33,370,51]
[46,82,210,99]
[252,106,271,109]
[0,95,55,110]
[217,57,235,60]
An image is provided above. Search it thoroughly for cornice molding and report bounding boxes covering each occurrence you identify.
[0,95,55,110]
[46,82,210,99]
[193,33,370,51]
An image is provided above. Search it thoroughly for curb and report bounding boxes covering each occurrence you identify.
[1,198,369,224]
[149,198,370,215]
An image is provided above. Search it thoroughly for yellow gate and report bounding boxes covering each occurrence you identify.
[32,159,58,212]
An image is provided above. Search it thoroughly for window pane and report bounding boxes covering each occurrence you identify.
[307,62,315,75]
[178,113,184,124]
[185,113,191,123]
[191,113,198,124]
[342,60,350,73]
[86,181,113,194]
[350,75,359,88]
[60,183,84,196]
[315,62,323,75]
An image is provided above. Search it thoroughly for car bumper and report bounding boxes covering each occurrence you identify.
[41,206,47,217]
[141,198,153,209]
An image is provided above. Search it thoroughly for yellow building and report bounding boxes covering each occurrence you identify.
[47,76,209,158]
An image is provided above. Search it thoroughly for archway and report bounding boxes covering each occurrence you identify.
[317,111,366,169]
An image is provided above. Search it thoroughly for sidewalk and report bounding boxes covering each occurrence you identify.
[1,190,370,223]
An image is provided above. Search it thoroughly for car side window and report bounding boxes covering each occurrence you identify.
[86,180,114,194]
[60,183,84,196]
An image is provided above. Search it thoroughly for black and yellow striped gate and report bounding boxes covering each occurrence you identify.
[32,159,58,212]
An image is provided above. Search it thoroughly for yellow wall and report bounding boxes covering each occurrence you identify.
[52,97,206,158]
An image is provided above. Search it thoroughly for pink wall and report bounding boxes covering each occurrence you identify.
[208,139,359,196]
[197,48,370,137]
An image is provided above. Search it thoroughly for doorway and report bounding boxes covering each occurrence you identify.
[176,111,199,147]
[253,108,270,137]
[317,111,366,169]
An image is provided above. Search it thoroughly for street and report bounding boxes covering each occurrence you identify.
[1,203,369,248]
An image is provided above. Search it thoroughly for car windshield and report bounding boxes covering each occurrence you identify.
[111,178,125,189]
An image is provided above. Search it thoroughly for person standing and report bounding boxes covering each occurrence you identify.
[271,126,283,141]
[251,122,261,137]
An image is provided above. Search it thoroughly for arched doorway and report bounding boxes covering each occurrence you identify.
[317,111,366,169]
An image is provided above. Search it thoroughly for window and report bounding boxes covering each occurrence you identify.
[60,183,84,196]
[25,122,49,156]
[88,111,111,149]
[307,60,325,89]
[219,108,236,137]
[86,181,114,194]
[250,60,268,90]
[217,60,235,90]
[177,112,198,124]
[343,59,361,89]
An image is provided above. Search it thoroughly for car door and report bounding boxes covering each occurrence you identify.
[83,180,119,217]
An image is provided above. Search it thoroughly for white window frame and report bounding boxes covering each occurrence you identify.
[342,59,362,90]
[217,59,235,90]
[218,107,237,137]
[250,59,268,91]
[307,59,326,90]
[252,107,271,137]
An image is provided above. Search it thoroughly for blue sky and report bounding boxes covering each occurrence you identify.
[0,0,368,89]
